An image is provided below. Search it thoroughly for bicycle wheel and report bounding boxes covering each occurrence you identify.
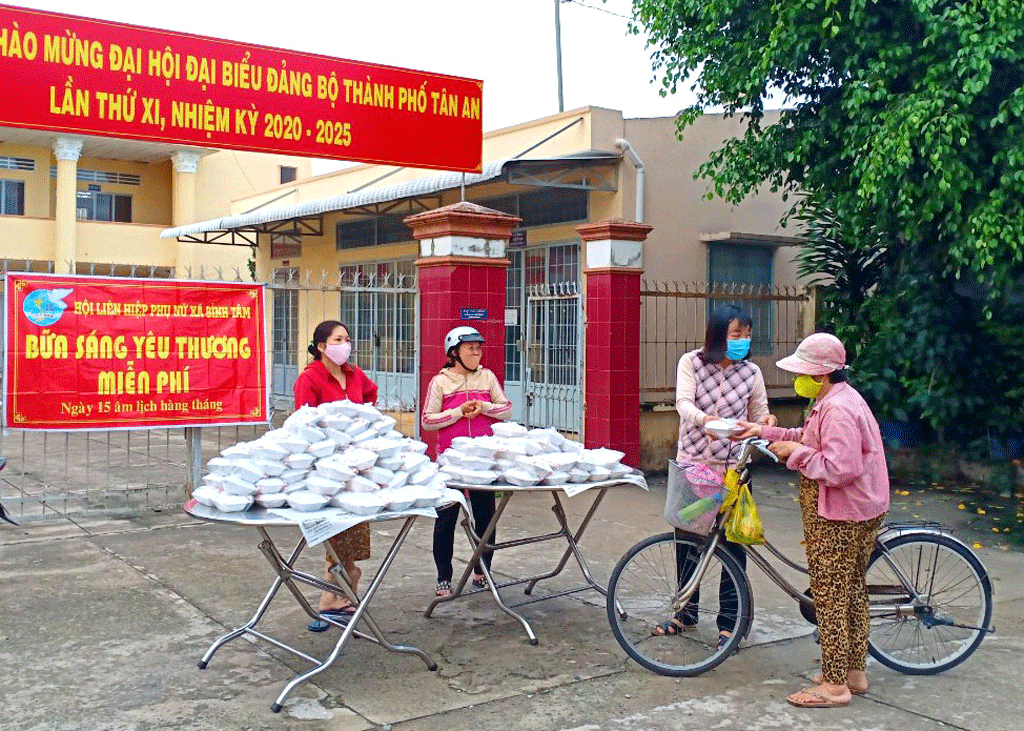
[606,532,752,676]
[866,532,992,674]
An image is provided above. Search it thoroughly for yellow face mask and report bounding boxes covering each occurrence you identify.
[794,374,823,399]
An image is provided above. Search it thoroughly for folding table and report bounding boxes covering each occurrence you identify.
[184,499,438,712]
[423,477,647,644]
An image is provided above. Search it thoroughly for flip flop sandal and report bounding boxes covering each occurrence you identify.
[651,619,696,636]
[471,575,488,590]
[435,580,452,597]
[812,675,867,695]
[307,605,356,632]
[786,690,850,708]
[716,632,733,650]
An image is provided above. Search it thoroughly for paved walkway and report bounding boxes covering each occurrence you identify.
[2,465,1022,730]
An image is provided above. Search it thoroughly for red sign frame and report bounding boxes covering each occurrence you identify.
[0,4,483,172]
[4,273,268,430]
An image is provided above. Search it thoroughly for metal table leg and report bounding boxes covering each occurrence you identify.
[270,516,437,712]
[198,528,310,669]
[423,492,539,643]
[423,485,620,645]
[524,488,609,596]
[191,515,437,713]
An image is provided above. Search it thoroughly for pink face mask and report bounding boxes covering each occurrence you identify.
[323,342,351,366]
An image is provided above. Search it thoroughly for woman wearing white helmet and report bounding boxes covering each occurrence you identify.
[422,326,512,597]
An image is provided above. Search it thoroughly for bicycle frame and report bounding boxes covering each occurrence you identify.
[670,438,958,620]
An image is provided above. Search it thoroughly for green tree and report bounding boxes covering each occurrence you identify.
[632,0,1024,448]
[631,0,1024,290]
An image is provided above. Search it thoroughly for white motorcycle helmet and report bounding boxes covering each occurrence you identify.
[445,326,485,356]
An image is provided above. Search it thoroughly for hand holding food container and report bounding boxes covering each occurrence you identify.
[703,418,744,439]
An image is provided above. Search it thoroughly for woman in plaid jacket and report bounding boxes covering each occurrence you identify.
[653,305,776,648]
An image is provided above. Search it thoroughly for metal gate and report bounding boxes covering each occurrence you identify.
[522,281,583,435]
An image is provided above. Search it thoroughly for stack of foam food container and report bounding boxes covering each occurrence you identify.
[437,421,640,487]
[192,401,456,515]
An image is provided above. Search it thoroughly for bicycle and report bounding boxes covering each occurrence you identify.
[606,437,994,677]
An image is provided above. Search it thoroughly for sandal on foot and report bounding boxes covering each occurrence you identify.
[812,674,867,695]
[471,574,488,590]
[786,689,851,708]
[716,631,733,650]
[307,605,356,632]
[651,619,695,636]
[435,580,452,597]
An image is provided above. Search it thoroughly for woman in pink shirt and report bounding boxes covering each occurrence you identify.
[422,326,512,598]
[737,333,889,708]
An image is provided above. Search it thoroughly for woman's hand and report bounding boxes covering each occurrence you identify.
[760,413,778,427]
[732,421,762,440]
[768,441,801,460]
[462,400,484,419]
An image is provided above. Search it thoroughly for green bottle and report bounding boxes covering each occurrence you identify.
[677,493,723,522]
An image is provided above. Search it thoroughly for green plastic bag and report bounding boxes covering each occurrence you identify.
[724,482,765,545]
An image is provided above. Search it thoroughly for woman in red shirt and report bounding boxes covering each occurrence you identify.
[294,320,378,632]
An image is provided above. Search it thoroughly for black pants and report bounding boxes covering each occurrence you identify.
[432,489,496,583]
[675,535,747,633]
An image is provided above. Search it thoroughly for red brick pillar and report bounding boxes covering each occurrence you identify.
[577,219,653,468]
[406,202,521,455]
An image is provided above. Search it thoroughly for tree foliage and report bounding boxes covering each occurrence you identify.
[794,195,1023,444]
[631,0,1024,448]
[632,0,1024,286]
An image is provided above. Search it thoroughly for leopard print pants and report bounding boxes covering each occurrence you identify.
[325,524,371,565]
[800,476,884,685]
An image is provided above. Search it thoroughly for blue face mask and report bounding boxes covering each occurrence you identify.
[726,338,751,360]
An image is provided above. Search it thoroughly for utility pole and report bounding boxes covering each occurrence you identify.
[554,0,564,112]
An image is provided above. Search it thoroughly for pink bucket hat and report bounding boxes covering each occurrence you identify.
[776,333,847,376]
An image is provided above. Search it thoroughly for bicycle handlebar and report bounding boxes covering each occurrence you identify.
[751,438,780,463]
[731,437,779,468]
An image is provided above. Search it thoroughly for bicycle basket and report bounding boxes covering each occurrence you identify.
[664,460,726,535]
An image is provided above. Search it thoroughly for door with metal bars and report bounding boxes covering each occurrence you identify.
[270,268,300,413]
[505,243,582,435]
[269,262,419,422]
[337,261,419,419]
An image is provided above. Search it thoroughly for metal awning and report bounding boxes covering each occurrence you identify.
[507,154,618,191]
[160,152,620,245]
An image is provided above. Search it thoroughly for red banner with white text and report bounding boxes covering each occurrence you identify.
[0,4,483,171]
[4,273,268,430]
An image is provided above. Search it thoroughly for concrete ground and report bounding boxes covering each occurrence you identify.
[2,466,1022,731]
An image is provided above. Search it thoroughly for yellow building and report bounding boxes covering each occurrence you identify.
[174,106,799,287]
[0,129,310,276]
[0,107,806,468]
[161,106,806,465]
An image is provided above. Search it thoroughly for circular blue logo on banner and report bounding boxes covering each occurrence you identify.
[22,288,74,327]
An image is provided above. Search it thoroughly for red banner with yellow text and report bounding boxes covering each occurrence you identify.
[0,4,482,172]
[3,273,268,430]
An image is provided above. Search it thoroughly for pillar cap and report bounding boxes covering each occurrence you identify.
[171,150,203,174]
[576,219,653,243]
[52,137,83,162]
[404,201,522,241]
